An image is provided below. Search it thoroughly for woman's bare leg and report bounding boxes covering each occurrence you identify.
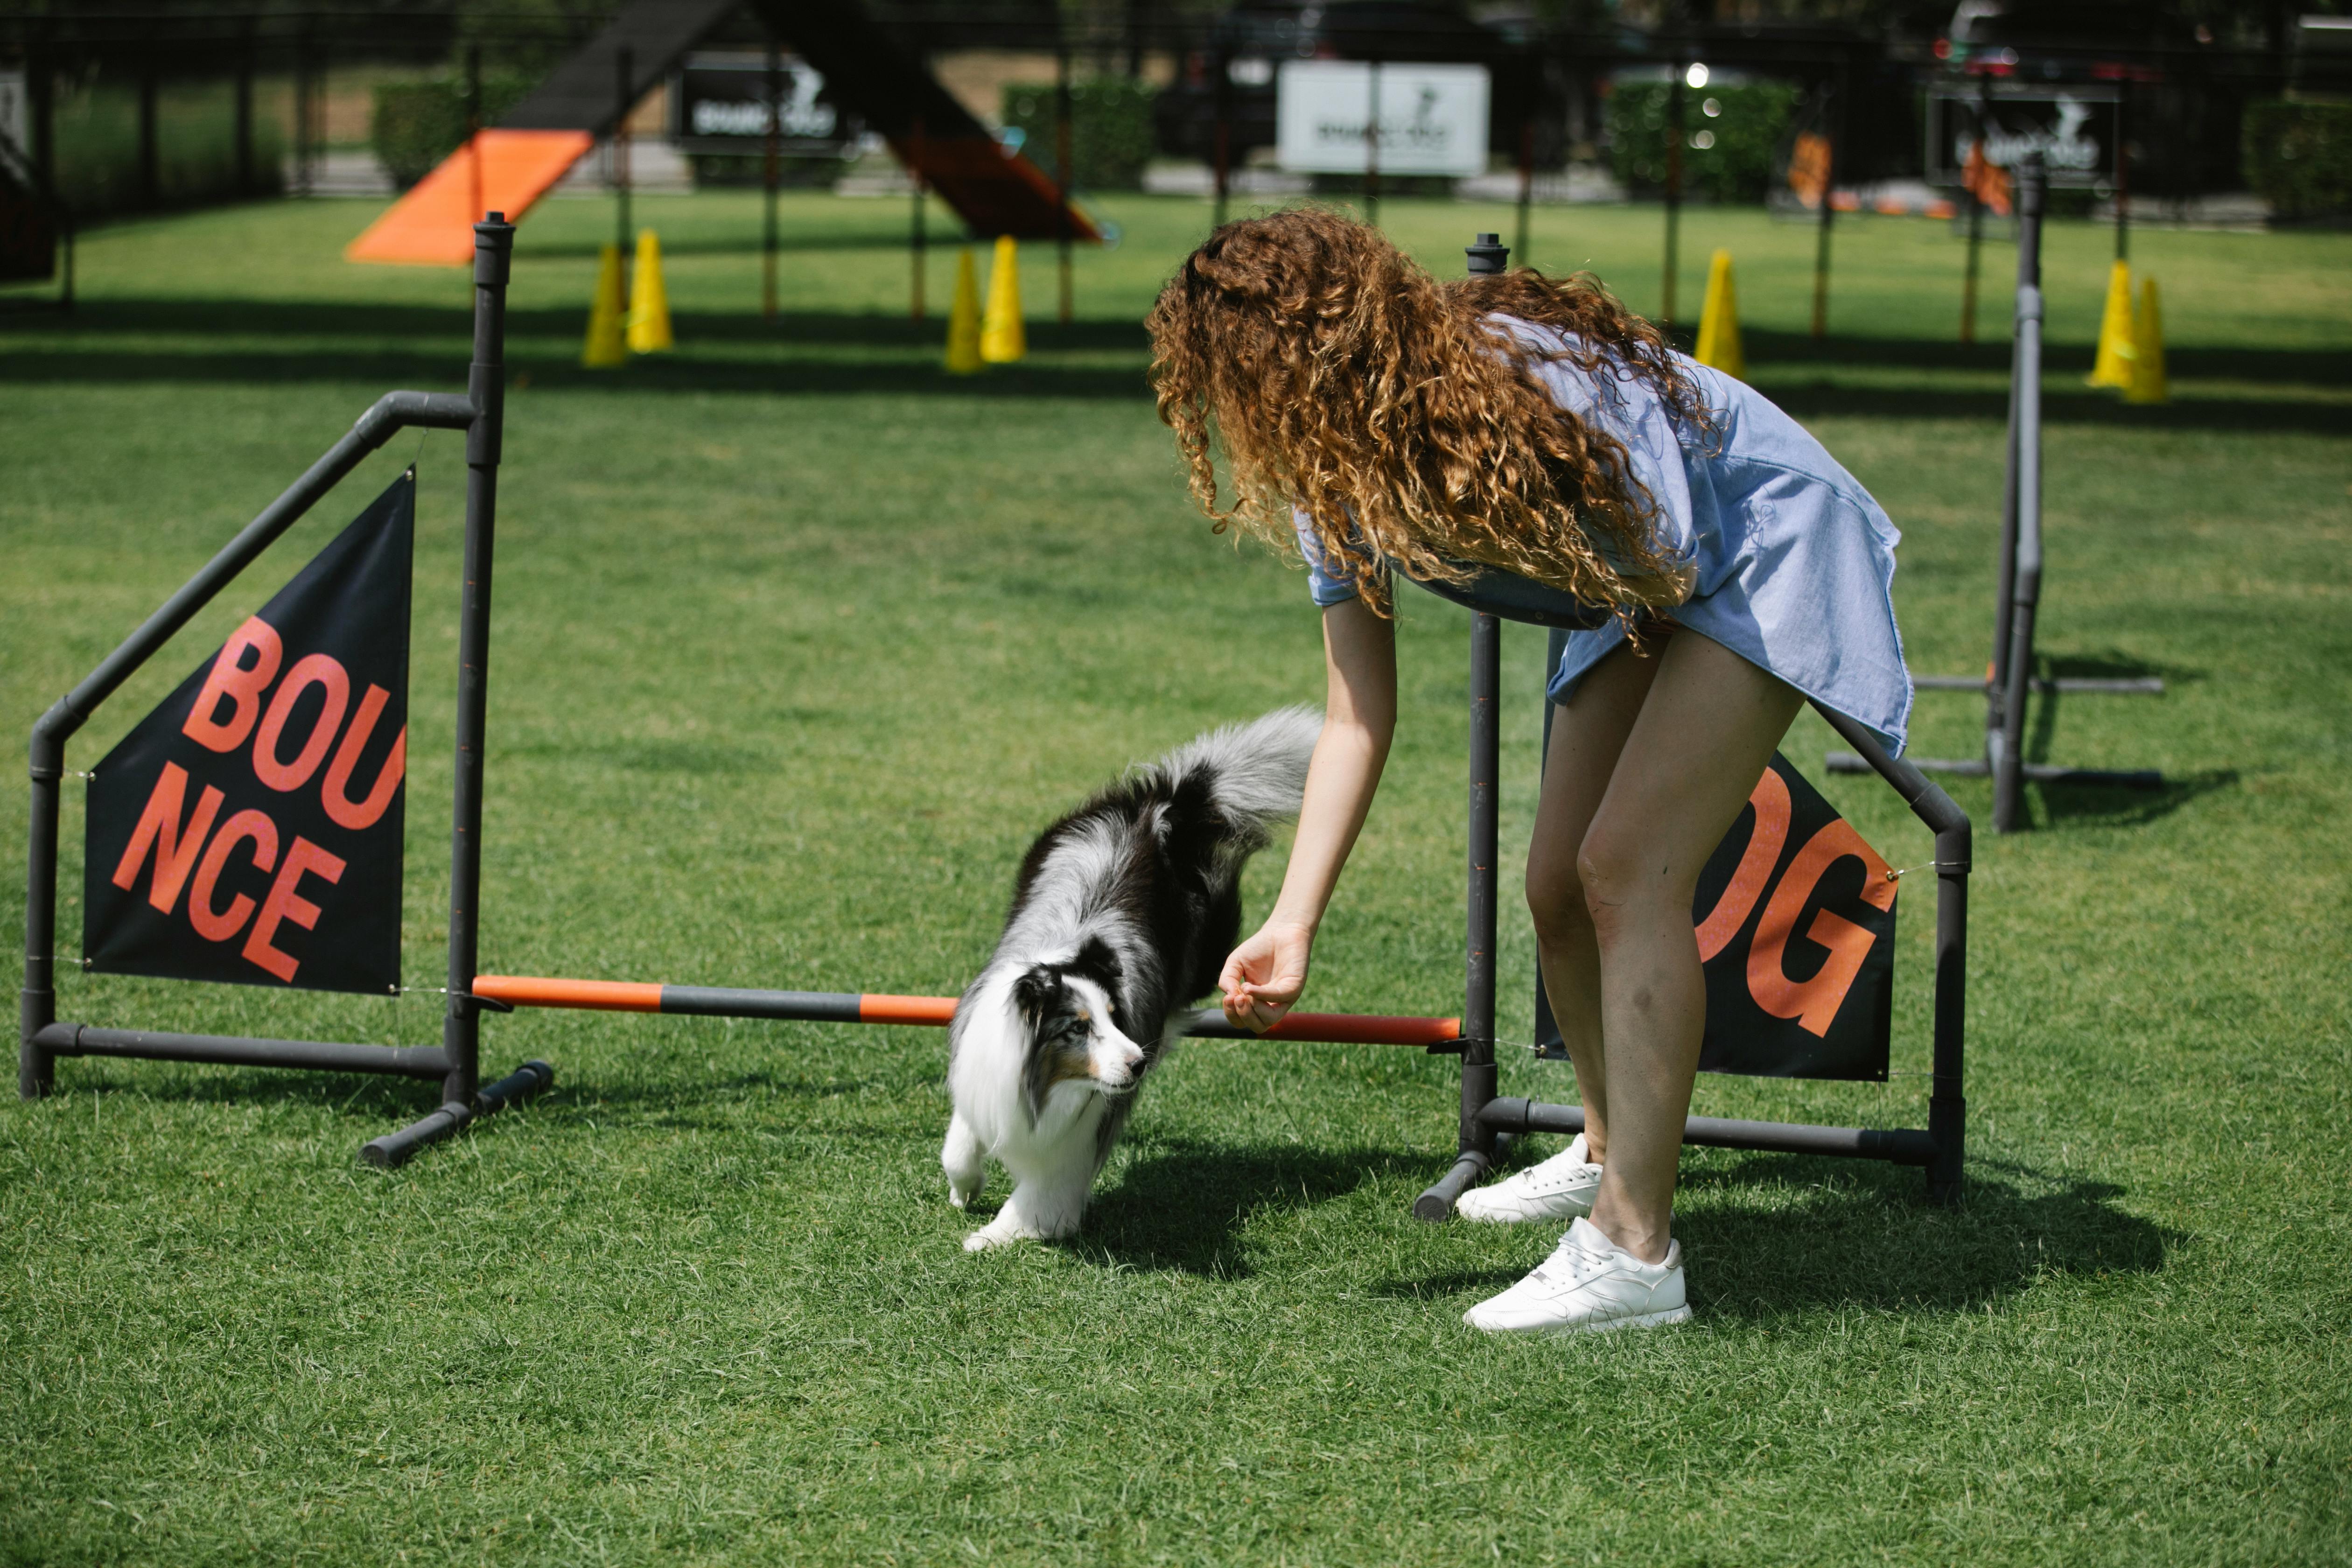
[1524,641,1660,1164]
[1577,630,1802,1264]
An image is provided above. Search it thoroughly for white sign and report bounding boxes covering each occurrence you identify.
[1276,61,1491,179]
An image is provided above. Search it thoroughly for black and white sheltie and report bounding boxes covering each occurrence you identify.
[942,707,1322,1250]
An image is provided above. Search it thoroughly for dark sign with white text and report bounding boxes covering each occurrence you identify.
[668,53,861,158]
[83,475,413,994]
[1926,84,2119,189]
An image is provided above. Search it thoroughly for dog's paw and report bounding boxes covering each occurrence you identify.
[947,1177,981,1211]
[962,1218,1035,1252]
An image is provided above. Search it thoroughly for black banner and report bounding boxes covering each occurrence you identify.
[84,474,413,994]
[1691,753,1896,1081]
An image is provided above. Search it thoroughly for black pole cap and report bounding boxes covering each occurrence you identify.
[1465,232,1509,275]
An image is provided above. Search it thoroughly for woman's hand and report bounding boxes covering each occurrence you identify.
[1219,921,1314,1033]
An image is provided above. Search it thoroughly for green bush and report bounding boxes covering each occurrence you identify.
[371,74,538,189]
[50,80,284,218]
[2242,99,2352,220]
[1000,77,1156,191]
[1607,79,1800,204]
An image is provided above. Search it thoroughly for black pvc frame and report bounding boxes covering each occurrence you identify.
[18,216,551,1167]
[1405,606,1971,1218]
[22,223,1966,1205]
[1408,233,1970,1217]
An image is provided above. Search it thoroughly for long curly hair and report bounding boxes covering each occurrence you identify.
[1146,207,1710,621]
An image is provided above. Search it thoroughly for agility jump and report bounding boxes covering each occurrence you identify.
[1830,154,2162,829]
[16,215,1462,1168]
[21,221,1970,1216]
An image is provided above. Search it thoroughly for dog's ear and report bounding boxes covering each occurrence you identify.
[1012,964,1066,1027]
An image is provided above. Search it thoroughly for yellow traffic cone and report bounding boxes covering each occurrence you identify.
[979,234,1025,364]
[581,244,628,369]
[2087,259,2135,388]
[945,248,984,374]
[626,229,674,354]
[1693,248,1745,379]
[2123,276,2167,405]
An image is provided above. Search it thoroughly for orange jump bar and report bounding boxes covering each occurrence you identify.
[470,976,1461,1048]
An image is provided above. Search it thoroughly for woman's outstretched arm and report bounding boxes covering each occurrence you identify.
[1220,597,1397,1029]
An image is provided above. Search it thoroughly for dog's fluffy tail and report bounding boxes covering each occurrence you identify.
[1149,706,1322,841]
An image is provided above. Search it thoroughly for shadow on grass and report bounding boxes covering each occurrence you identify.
[514,229,971,261]
[2042,651,2207,687]
[1072,1137,1427,1277]
[46,1059,445,1124]
[1764,381,2352,435]
[2034,769,2239,828]
[1740,327,2352,387]
[2004,651,2238,827]
[7,306,2351,426]
[1378,1154,2177,1319]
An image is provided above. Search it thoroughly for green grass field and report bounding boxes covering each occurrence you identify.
[2,190,2348,1565]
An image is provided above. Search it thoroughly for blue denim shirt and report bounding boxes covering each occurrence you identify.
[1294,317,1912,755]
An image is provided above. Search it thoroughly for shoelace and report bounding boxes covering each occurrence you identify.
[1526,1161,1601,1194]
[1528,1232,1609,1287]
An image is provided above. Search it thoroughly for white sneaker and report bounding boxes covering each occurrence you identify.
[1454,1134,1603,1223]
[1463,1217,1692,1336]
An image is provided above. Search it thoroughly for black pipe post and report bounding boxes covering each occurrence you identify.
[763,40,781,323]
[465,45,483,226]
[442,214,513,1108]
[908,116,926,320]
[298,35,319,198]
[1432,611,1505,1216]
[615,47,633,260]
[37,1024,449,1079]
[2113,77,2130,262]
[1055,30,1074,325]
[1993,155,2046,834]
[1960,76,1993,344]
[1812,705,1970,1203]
[1515,117,1535,265]
[1927,812,1972,1202]
[1663,56,1684,327]
[1811,65,1840,340]
[1530,626,1568,1057]
[138,61,159,210]
[20,729,60,1099]
[1987,152,2038,774]
[1211,42,1231,230]
[1457,235,1508,1141]
[234,25,255,197]
[28,35,54,196]
[1478,1099,1936,1165]
[361,1059,552,1170]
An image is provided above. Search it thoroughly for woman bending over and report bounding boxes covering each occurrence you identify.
[1146,209,1910,1335]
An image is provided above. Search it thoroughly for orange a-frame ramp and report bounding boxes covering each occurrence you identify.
[344,130,595,266]
[347,0,738,266]
[347,0,1096,267]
